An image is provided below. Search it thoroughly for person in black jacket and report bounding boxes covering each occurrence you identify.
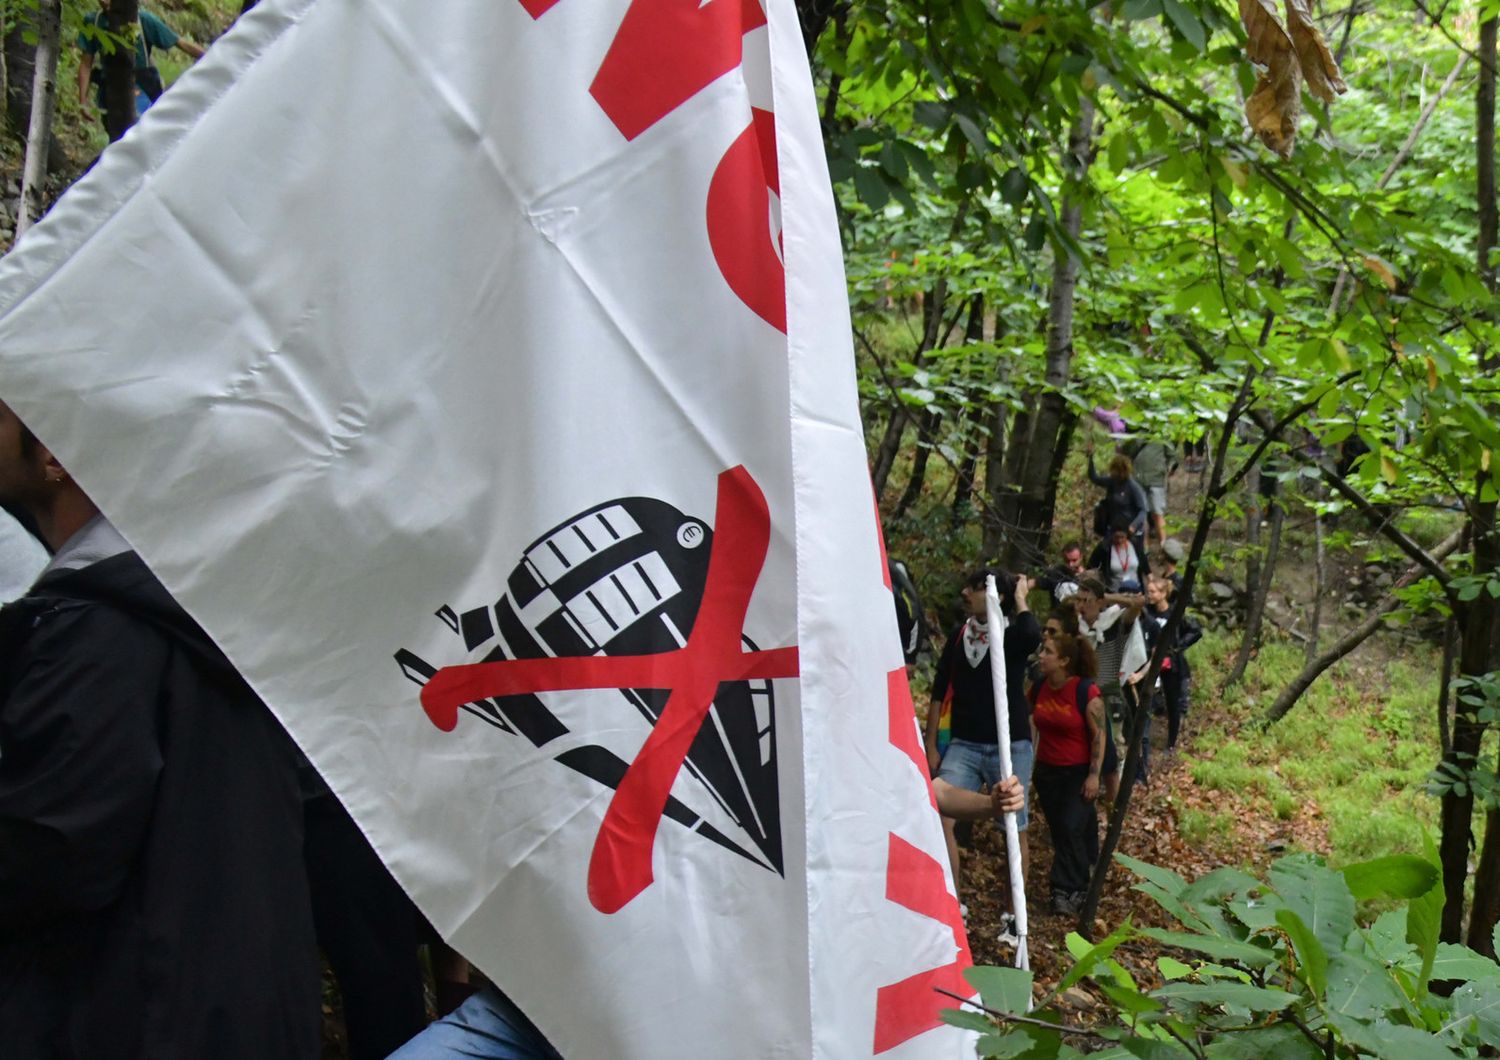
[1086,450,1148,549]
[1141,575,1202,751]
[923,568,1040,898]
[0,402,319,1058]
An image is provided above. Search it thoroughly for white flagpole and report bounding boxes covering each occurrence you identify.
[985,575,1029,972]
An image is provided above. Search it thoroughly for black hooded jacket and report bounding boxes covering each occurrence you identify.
[0,551,319,1058]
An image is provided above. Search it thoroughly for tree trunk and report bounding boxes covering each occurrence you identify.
[1458,10,1500,956]
[1437,614,1457,757]
[1222,463,1264,689]
[950,298,987,528]
[4,17,35,139]
[1307,490,1326,663]
[1227,491,1282,687]
[1263,531,1464,725]
[950,405,984,529]
[102,1,141,143]
[893,410,937,518]
[795,0,844,58]
[15,0,61,239]
[1451,493,1500,947]
[992,98,1095,568]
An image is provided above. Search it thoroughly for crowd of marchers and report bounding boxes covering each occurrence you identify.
[889,420,1202,927]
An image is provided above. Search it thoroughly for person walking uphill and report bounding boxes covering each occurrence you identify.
[924,569,1040,897]
[1086,449,1148,548]
[1029,633,1106,917]
[0,402,319,1058]
[77,1,204,123]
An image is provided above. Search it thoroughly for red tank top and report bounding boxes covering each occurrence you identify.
[1032,676,1097,767]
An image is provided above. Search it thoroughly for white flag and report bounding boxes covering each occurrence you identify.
[0,1,975,1054]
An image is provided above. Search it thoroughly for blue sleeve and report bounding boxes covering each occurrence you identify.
[140,11,179,51]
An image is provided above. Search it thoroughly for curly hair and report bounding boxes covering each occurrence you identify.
[1048,630,1098,680]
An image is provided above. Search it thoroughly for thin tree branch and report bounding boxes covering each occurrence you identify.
[932,988,1115,1042]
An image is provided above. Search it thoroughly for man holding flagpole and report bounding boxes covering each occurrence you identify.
[925,569,1039,928]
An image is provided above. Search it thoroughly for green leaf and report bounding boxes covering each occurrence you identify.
[1326,951,1410,1022]
[912,100,947,129]
[1363,910,1417,965]
[1100,982,1164,1015]
[1343,855,1442,901]
[1276,908,1328,1000]
[1152,982,1300,1011]
[939,1007,995,1033]
[1136,928,1278,967]
[1157,957,1193,980]
[1407,837,1443,993]
[954,112,989,153]
[1116,854,1188,897]
[1203,1025,1321,1058]
[1427,942,1500,982]
[1159,0,1206,50]
[852,167,889,211]
[1120,1040,1192,1059]
[1056,923,1135,993]
[965,966,1034,1015]
[1270,855,1356,954]
[1330,1013,1465,1060]
[1442,979,1500,1042]
[1000,167,1029,207]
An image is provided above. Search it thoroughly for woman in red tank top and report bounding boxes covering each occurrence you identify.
[1030,633,1107,916]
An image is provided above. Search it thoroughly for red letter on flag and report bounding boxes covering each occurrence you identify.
[589,0,769,140]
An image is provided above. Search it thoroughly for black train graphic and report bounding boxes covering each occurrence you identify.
[396,495,783,876]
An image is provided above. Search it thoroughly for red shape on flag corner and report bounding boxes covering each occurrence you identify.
[873,834,974,1053]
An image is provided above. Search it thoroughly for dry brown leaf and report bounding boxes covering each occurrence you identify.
[1284,0,1347,102]
[1238,0,1300,155]
[1364,255,1397,290]
[1246,54,1301,158]
[1238,0,1291,66]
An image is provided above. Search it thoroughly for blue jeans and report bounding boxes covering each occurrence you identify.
[389,986,560,1059]
[936,737,1033,829]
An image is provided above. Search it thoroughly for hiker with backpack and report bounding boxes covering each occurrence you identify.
[1028,631,1106,917]
[1086,447,1148,551]
[77,2,205,123]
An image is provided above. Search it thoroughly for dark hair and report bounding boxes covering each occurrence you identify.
[1060,540,1082,558]
[17,423,37,460]
[1048,630,1098,680]
[963,566,1018,615]
[1109,513,1132,535]
[1075,574,1107,599]
[1046,600,1078,631]
[1108,454,1133,480]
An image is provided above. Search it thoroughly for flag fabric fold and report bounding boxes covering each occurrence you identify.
[0,0,973,1054]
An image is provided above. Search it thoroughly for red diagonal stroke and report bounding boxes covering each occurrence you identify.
[887,670,937,811]
[419,467,799,913]
[874,834,973,1054]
